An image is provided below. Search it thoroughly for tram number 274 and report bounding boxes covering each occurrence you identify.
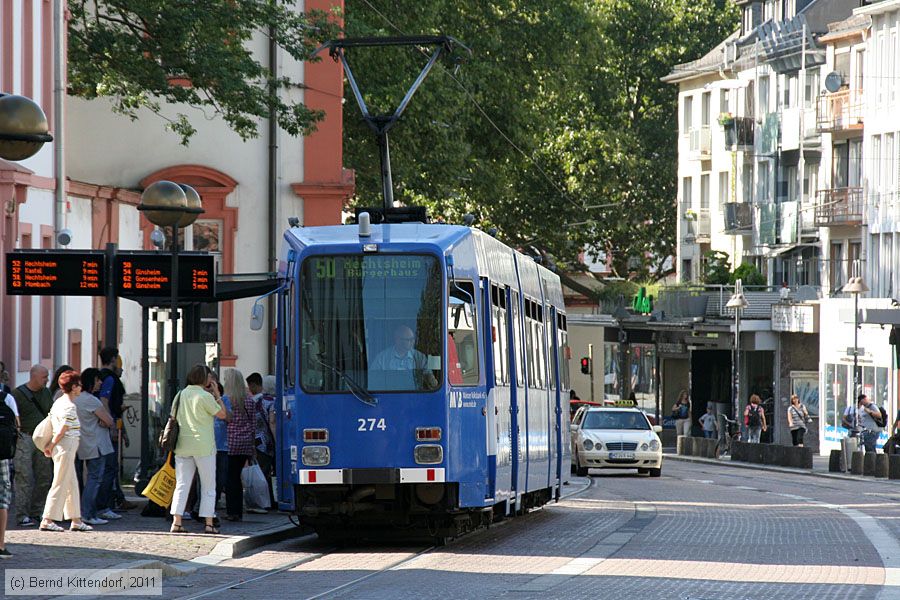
[358,418,387,432]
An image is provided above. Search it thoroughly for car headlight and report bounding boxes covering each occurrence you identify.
[641,442,649,451]
[649,439,660,451]
[583,439,594,451]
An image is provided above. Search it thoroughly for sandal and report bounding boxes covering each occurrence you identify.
[69,522,94,532]
[204,524,220,534]
[170,524,186,534]
[39,522,64,532]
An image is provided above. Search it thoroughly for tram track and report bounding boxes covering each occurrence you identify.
[174,477,593,600]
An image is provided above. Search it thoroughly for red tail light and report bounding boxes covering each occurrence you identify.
[416,427,442,441]
[304,429,329,442]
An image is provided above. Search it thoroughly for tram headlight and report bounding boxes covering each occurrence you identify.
[414,444,443,464]
[583,439,594,451]
[301,446,330,466]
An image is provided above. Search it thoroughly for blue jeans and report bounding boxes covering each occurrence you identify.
[861,430,879,453]
[96,449,118,512]
[216,451,228,507]
[81,455,106,520]
[747,426,762,443]
[703,430,715,439]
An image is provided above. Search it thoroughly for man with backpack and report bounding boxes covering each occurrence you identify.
[97,348,136,513]
[744,394,767,443]
[0,385,20,557]
[856,394,885,453]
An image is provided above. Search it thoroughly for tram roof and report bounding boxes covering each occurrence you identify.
[285,222,472,251]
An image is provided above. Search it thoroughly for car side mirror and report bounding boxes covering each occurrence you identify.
[653,425,662,433]
[250,302,264,331]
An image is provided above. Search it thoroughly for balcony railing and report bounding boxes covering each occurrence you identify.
[816,90,864,132]
[814,187,863,227]
[724,116,754,150]
[689,126,711,159]
[723,202,752,233]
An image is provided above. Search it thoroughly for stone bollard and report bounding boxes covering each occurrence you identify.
[863,452,876,476]
[875,454,889,478]
[889,455,900,480]
[797,447,813,469]
[676,435,686,455]
[682,436,694,456]
[706,438,718,459]
[851,450,865,475]
[693,437,706,457]
[828,449,842,472]
[749,443,765,464]
[731,441,745,462]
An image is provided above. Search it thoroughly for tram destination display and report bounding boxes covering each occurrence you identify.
[6,251,107,296]
[114,252,215,299]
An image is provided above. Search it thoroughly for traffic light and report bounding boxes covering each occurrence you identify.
[580,357,591,374]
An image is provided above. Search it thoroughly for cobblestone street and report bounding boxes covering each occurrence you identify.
[128,460,900,600]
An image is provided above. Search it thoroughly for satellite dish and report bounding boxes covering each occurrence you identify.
[824,71,844,93]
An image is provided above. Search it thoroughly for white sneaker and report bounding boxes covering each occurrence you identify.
[83,517,108,526]
[98,511,122,520]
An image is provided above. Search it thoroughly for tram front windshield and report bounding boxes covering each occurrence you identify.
[300,254,443,393]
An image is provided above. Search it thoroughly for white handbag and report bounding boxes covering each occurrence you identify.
[31,415,53,451]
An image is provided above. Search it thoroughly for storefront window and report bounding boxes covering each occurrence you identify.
[603,342,619,400]
[823,363,848,440]
[630,344,657,415]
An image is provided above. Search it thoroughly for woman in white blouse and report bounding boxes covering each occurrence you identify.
[40,370,92,532]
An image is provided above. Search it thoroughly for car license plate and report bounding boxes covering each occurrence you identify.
[609,451,635,459]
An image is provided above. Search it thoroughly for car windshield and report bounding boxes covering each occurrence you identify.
[582,411,650,430]
[300,254,443,393]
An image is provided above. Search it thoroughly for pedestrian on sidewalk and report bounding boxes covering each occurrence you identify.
[787,394,811,447]
[0,384,20,557]
[213,377,231,510]
[73,368,116,526]
[254,375,277,510]
[225,368,257,521]
[98,347,135,511]
[744,394,767,443]
[12,364,52,527]
[856,394,883,453]
[48,364,73,402]
[672,390,691,437]
[40,370,92,532]
[170,364,227,534]
[699,405,717,439]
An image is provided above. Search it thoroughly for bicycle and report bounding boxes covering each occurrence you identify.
[715,415,742,459]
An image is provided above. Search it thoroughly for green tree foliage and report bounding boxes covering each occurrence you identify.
[730,263,766,287]
[702,250,731,284]
[67,0,340,144]
[343,0,738,279]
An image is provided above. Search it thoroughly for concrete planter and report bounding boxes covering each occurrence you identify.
[828,449,843,472]
[706,438,718,459]
[863,452,876,476]
[692,437,706,457]
[763,444,785,466]
[731,441,747,462]
[748,443,765,464]
[875,454,889,478]
[851,451,865,475]
[784,446,812,469]
[889,455,900,480]
[678,436,692,456]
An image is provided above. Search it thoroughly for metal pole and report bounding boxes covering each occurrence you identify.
[853,291,860,433]
[733,309,741,425]
[378,131,394,209]
[138,305,150,488]
[588,343,594,403]
[104,243,118,348]
[52,0,66,368]
[169,225,180,411]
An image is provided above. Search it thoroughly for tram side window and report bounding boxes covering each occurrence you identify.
[512,292,523,385]
[491,285,509,386]
[559,314,570,390]
[449,282,480,386]
[535,318,546,389]
[524,301,535,386]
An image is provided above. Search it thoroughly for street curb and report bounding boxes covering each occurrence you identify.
[208,522,306,559]
[666,453,900,485]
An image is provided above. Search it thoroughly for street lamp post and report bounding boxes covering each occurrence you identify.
[842,276,869,435]
[136,181,202,482]
[727,280,749,440]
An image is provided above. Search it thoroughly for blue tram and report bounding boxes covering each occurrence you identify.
[272,215,571,540]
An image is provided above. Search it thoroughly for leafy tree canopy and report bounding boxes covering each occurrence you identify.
[343,0,738,281]
[68,0,340,143]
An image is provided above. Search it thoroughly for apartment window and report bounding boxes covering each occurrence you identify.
[870,235,880,292]
[742,165,753,203]
[803,163,818,199]
[892,31,897,103]
[855,50,864,92]
[744,81,755,119]
[833,142,848,188]
[804,70,819,109]
[700,174,710,210]
[719,171,730,205]
[884,235,893,298]
[887,134,896,199]
[782,73,797,109]
[764,0,775,21]
[835,52,851,83]
[830,242,844,292]
[780,165,798,202]
[848,241,862,279]
[720,89,730,115]
[878,32,886,105]
[759,74,770,114]
[683,95,694,133]
[701,91,711,127]
[682,259,692,283]
[682,177,693,209]
[849,139,863,187]
[758,161,772,203]
[873,136,882,197]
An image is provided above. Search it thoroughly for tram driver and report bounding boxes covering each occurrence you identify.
[370,325,439,391]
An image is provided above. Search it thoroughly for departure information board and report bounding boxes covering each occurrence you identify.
[114,253,215,299]
[6,251,106,296]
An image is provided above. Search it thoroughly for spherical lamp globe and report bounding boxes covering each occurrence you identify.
[176,184,203,228]
[139,181,187,227]
[0,94,52,161]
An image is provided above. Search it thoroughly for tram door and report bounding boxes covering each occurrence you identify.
[549,306,563,498]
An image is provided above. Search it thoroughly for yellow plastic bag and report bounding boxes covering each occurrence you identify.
[142,453,176,508]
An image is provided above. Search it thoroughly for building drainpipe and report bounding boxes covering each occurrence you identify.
[53,0,66,367]
[267,25,278,375]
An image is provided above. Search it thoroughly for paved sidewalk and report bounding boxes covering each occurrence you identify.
[665,449,900,484]
[2,487,304,572]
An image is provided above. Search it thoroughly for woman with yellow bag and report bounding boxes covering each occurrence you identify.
[168,365,227,534]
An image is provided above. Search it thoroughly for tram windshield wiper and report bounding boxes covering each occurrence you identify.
[311,353,377,407]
